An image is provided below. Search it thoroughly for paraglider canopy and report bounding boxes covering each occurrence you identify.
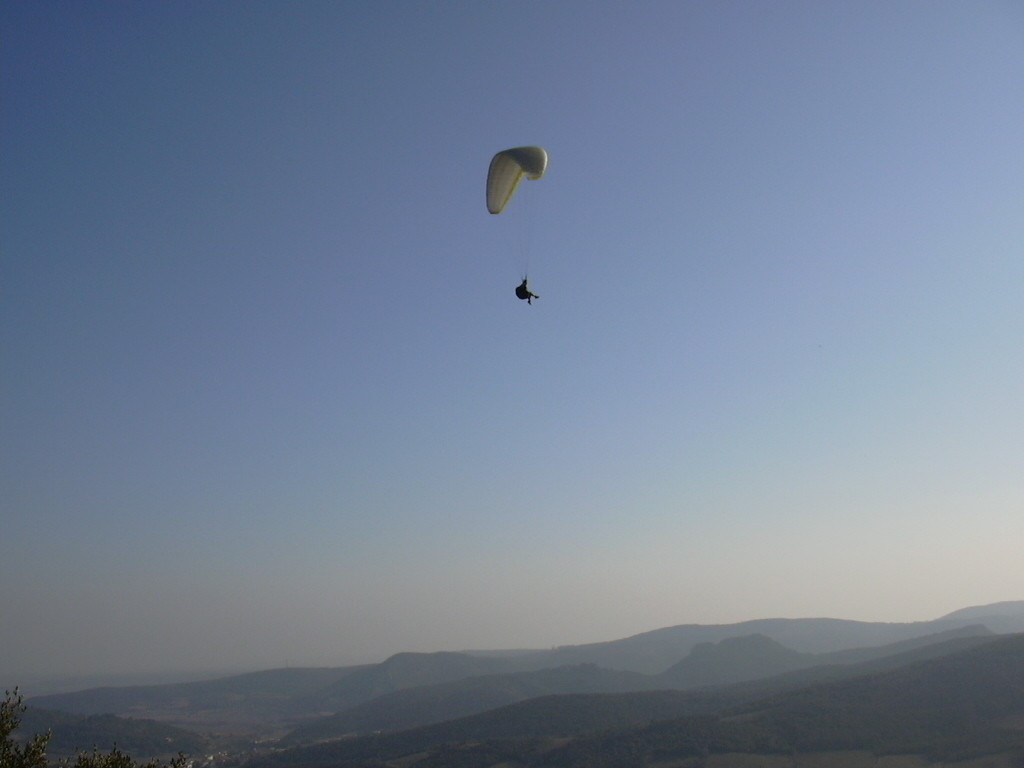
[487,146,548,214]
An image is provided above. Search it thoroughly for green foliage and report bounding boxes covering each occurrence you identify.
[2,690,188,768]
[3,689,51,768]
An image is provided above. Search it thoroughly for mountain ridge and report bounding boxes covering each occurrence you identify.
[281,625,996,743]
[244,633,1024,768]
[23,601,1024,738]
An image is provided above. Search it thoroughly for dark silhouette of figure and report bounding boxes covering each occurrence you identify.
[515,278,539,305]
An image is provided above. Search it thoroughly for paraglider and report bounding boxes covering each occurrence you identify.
[487,146,548,304]
[515,278,538,305]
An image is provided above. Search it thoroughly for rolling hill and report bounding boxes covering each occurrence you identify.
[278,625,994,742]
[280,663,652,744]
[15,707,210,761]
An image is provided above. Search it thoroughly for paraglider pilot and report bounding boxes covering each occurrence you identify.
[515,278,539,305]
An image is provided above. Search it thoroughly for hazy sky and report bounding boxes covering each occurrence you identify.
[3,1,1023,687]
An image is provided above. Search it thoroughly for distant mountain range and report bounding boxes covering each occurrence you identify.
[282,625,997,743]
[520,599,1024,673]
[21,600,1024,760]
[247,632,1024,768]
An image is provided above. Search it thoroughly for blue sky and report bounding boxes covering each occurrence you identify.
[2,1,1023,686]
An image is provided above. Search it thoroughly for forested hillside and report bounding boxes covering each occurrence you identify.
[15,707,209,761]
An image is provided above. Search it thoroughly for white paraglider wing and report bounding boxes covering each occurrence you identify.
[486,146,548,214]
